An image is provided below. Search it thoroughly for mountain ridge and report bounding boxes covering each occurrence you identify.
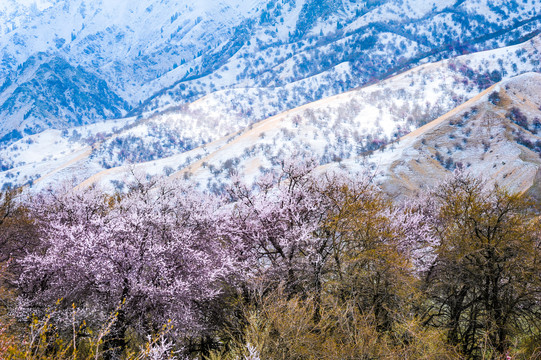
[1,0,540,142]
[12,34,536,194]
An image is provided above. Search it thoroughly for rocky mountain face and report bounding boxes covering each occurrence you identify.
[0,53,129,142]
[1,0,540,142]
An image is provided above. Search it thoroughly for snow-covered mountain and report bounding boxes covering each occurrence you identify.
[1,0,540,143]
[144,0,541,117]
[1,0,541,193]
[2,33,540,193]
[0,0,266,139]
[0,53,130,142]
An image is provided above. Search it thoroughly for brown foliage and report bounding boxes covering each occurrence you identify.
[210,291,458,360]
[422,173,541,358]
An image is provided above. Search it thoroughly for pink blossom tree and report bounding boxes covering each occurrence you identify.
[17,179,239,356]
[226,159,334,298]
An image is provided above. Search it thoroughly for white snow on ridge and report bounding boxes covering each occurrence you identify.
[3,33,540,192]
[1,1,541,192]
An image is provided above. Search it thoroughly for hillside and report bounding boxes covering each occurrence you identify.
[358,72,541,199]
[1,34,540,192]
[173,71,541,196]
[0,0,539,143]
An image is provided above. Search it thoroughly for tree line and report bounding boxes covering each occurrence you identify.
[1,160,541,359]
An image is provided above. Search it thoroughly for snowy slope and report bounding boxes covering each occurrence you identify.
[333,72,541,199]
[0,0,266,139]
[84,33,541,175]
[1,0,540,143]
[143,0,541,120]
[1,1,541,192]
[0,53,130,142]
[12,35,535,193]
